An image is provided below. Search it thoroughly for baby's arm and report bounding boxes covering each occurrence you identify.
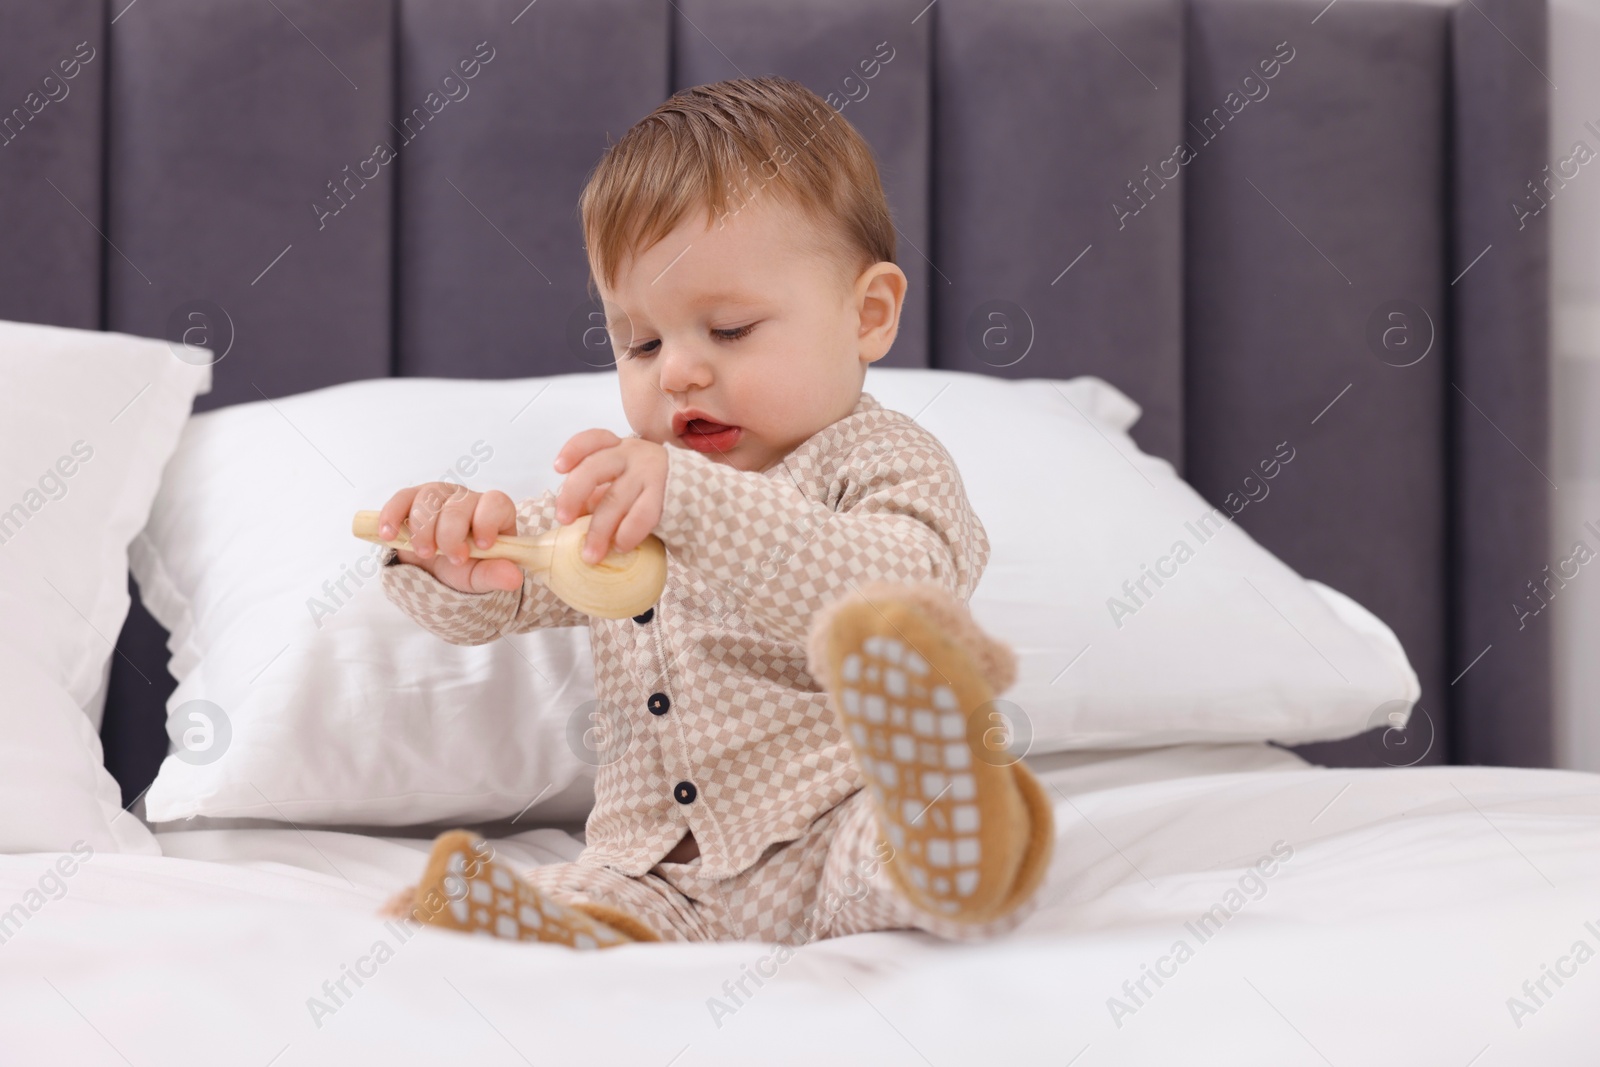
[654,425,989,647]
[380,490,589,642]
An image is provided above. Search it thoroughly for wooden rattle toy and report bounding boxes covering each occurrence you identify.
[351,510,667,620]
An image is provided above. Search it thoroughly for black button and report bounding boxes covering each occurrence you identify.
[633,607,654,624]
[673,781,697,804]
[647,692,671,716]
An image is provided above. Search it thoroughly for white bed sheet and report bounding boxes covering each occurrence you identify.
[4,743,1599,1066]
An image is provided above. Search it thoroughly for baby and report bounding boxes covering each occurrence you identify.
[375,75,1053,948]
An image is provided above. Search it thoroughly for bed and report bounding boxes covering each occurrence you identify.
[6,745,1600,1063]
[9,748,1600,1062]
[0,0,1573,1062]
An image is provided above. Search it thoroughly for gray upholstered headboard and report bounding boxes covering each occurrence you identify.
[0,0,1548,802]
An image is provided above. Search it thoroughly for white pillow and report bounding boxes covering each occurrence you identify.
[0,650,158,854]
[0,319,210,854]
[134,367,1418,830]
[861,369,1421,750]
[134,376,611,827]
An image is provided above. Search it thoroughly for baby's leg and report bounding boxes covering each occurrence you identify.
[806,581,1054,928]
[815,786,1049,940]
[387,830,656,949]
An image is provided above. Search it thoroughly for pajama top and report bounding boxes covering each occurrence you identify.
[379,391,989,880]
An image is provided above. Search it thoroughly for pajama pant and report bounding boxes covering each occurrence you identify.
[522,786,1041,944]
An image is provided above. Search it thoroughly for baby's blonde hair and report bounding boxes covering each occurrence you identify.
[578,75,896,301]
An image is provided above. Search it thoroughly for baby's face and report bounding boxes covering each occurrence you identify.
[601,195,904,473]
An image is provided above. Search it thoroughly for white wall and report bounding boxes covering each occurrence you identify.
[1550,0,1600,770]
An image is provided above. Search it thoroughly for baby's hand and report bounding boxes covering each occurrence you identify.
[553,431,668,564]
[377,482,524,593]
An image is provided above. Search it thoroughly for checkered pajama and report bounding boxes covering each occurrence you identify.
[380,391,999,887]
[521,787,1040,944]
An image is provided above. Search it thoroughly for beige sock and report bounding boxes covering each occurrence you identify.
[395,830,656,948]
[809,581,1055,925]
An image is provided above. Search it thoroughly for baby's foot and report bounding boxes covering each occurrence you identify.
[377,884,417,919]
[398,830,649,949]
[808,581,1054,924]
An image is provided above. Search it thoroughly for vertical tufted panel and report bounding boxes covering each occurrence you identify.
[105,0,393,411]
[673,0,932,369]
[1182,0,1450,766]
[396,0,670,379]
[933,0,1186,466]
[2,0,1535,781]
[0,1,104,330]
[1448,0,1551,767]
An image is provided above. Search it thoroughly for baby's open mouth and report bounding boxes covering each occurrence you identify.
[679,419,742,452]
[685,418,732,434]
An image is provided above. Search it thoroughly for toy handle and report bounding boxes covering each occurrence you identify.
[350,509,667,620]
[351,509,555,571]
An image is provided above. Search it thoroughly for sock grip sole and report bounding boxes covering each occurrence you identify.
[816,585,1050,924]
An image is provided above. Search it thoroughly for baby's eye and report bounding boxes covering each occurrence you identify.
[714,323,757,343]
[622,323,756,360]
